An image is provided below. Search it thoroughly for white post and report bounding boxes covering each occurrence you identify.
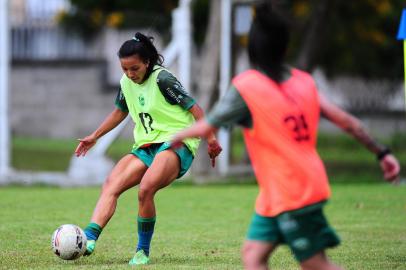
[175,0,192,92]
[218,0,232,175]
[0,0,10,179]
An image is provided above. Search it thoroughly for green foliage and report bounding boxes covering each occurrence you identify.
[191,0,210,47]
[0,184,405,269]
[57,0,178,39]
[288,0,404,78]
[321,1,403,78]
[57,0,405,78]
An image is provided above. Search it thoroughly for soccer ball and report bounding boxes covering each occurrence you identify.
[51,224,87,260]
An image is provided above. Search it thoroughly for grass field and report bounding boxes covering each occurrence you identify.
[4,134,406,269]
[0,183,405,270]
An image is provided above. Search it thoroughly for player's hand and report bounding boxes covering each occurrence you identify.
[379,154,400,183]
[170,135,184,149]
[207,139,222,167]
[75,135,97,157]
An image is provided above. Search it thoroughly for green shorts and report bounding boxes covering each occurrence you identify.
[131,142,194,178]
[247,202,340,262]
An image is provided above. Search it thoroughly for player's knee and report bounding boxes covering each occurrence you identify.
[138,186,156,204]
[101,176,122,198]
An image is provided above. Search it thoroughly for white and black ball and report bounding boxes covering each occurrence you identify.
[51,224,87,260]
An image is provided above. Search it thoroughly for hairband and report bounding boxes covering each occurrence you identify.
[132,37,140,42]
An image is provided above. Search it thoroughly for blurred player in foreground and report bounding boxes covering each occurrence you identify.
[75,32,222,265]
[171,2,400,270]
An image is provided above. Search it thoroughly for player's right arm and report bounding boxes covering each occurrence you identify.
[171,85,251,147]
[75,88,129,157]
[75,108,128,157]
[319,93,400,182]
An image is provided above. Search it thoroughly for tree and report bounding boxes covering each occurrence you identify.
[57,0,178,40]
[288,0,404,79]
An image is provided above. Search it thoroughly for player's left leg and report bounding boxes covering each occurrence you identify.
[129,149,181,265]
[242,240,276,270]
[242,212,282,269]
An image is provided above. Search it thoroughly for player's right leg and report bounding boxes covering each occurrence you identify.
[242,240,276,270]
[83,154,148,256]
[242,213,280,269]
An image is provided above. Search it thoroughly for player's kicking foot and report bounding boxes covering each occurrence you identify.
[129,250,150,266]
[83,240,96,256]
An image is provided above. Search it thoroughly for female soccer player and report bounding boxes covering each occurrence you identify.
[171,2,400,270]
[74,32,222,265]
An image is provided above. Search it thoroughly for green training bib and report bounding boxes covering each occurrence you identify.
[120,66,200,156]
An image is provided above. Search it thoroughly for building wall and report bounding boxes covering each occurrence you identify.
[10,60,133,139]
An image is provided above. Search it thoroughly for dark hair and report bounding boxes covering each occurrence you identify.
[248,1,290,82]
[118,32,164,80]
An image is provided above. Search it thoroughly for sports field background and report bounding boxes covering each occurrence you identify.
[10,132,406,179]
[0,183,405,270]
[0,134,405,269]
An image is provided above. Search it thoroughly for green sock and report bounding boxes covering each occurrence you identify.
[136,216,156,256]
[84,222,102,241]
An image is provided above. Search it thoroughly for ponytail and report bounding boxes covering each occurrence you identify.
[118,32,164,80]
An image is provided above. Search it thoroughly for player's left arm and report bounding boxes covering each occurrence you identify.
[319,93,400,182]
